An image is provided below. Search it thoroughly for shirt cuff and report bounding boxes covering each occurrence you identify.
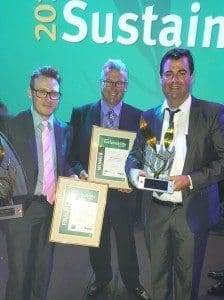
[188,175,193,189]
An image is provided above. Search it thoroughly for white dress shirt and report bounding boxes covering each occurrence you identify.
[153,95,191,203]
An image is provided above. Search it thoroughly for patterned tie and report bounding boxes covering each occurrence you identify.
[106,109,116,128]
[42,121,56,204]
[163,108,180,149]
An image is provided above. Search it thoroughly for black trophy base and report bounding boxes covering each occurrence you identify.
[0,204,23,220]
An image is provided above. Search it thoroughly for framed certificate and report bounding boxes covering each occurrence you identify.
[88,126,136,189]
[49,176,108,247]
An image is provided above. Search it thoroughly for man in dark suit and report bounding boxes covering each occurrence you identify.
[69,59,150,300]
[126,48,224,300]
[3,66,75,300]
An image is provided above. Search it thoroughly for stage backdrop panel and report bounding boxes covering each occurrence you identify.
[0,0,223,121]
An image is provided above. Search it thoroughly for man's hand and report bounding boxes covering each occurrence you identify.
[79,170,88,180]
[118,188,133,193]
[129,168,147,187]
[70,174,79,180]
[167,175,190,191]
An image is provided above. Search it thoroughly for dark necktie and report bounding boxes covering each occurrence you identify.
[164,108,180,149]
[106,109,116,128]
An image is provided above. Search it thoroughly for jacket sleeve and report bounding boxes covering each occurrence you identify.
[125,127,145,177]
[68,107,85,176]
[189,104,224,190]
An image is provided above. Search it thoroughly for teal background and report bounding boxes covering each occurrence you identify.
[0,1,223,122]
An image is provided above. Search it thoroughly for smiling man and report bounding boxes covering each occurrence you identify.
[3,66,75,300]
[126,48,224,300]
[69,59,150,300]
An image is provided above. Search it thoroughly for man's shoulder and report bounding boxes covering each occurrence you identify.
[5,110,31,128]
[70,101,100,124]
[192,97,224,113]
[142,104,162,117]
[54,117,71,132]
[72,101,99,113]
[122,102,142,114]
[54,117,67,126]
[11,109,31,119]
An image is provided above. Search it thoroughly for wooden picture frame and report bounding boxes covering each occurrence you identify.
[49,176,108,247]
[88,126,136,189]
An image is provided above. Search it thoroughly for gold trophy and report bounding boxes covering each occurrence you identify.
[0,133,25,220]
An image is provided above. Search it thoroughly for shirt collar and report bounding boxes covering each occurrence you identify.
[101,99,123,117]
[161,95,192,115]
[31,105,54,129]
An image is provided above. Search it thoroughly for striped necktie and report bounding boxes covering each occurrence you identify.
[42,120,56,204]
[106,109,116,128]
[163,108,180,149]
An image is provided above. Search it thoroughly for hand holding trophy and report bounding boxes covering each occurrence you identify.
[0,133,27,220]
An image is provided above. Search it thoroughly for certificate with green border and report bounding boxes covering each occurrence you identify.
[49,176,108,247]
[88,126,136,189]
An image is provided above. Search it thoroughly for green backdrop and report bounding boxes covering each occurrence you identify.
[1,0,224,121]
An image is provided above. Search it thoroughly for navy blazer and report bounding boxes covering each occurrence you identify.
[4,109,73,196]
[126,97,224,232]
[69,100,142,210]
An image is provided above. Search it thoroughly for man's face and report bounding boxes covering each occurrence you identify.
[29,76,60,117]
[100,69,127,107]
[160,57,193,108]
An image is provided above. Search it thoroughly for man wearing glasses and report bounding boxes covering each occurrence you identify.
[3,66,75,300]
[69,59,150,300]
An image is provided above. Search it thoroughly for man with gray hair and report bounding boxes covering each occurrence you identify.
[69,59,150,299]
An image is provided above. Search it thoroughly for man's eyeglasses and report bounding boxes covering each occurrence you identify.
[102,80,127,89]
[32,89,61,101]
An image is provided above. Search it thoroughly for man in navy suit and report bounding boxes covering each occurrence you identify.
[126,48,224,300]
[3,66,75,300]
[69,59,150,300]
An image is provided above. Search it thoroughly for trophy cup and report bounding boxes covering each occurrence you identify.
[136,117,175,194]
[0,133,27,220]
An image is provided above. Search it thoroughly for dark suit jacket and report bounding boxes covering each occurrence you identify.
[69,100,142,211]
[126,97,224,232]
[4,109,73,200]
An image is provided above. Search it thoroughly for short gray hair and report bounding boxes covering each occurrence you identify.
[100,59,128,81]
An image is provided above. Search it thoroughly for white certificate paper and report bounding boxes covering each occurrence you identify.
[49,177,108,247]
[102,148,128,178]
[67,192,98,235]
[88,126,136,189]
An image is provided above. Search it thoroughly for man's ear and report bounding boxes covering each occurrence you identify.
[124,82,128,92]
[27,88,32,99]
[160,76,163,85]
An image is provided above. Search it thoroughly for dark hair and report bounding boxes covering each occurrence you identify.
[160,48,194,76]
[30,66,61,89]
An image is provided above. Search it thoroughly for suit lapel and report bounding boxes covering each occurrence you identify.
[91,101,101,126]
[154,105,164,141]
[17,111,38,193]
[119,103,129,129]
[22,111,38,166]
[85,101,101,142]
[143,105,164,142]
[183,98,200,172]
[54,119,63,175]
